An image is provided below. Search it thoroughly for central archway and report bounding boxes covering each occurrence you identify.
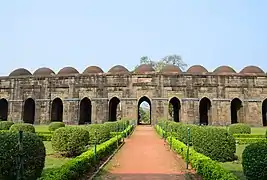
[169,97,181,122]
[51,98,63,122]
[108,97,120,121]
[79,97,92,124]
[137,96,151,125]
[199,97,211,125]
[23,98,35,124]
[0,98,8,120]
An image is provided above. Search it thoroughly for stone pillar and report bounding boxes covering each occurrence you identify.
[212,99,231,126]
[92,98,108,124]
[151,98,168,125]
[181,98,199,124]
[121,98,137,120]
[244,101,262,126]
[9,100,23,122]
[67,100,79,125]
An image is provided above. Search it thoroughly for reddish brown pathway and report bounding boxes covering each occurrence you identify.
[94,126,201,180]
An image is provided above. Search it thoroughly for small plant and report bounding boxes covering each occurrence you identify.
[9,123,35,133]
[0,121,14,130]
[48,122,65,131]
[228,123,251,134]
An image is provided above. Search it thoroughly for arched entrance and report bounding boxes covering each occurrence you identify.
[231,98,243,124]
[79,97,92,124]
[23,98,35,124]
[51,98,63,122]
[138,96,151,125]
[262,99,267,126]
[108,97,120,121]
[169,97,181,122]
[199,97,211,125]
[0,98,8,120]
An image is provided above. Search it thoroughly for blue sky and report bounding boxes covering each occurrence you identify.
[0,0,267,76]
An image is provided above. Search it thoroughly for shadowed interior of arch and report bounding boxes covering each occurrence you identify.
[231,98,242,124]
[138,96,151,125]
[51,98,63,122]
[0,98,8,120]
[199,97,211,125]
[79,97,92,124]
[169,97,181,122]
[109,97,120,121]
[23,98,35,124]
[262,99,267,126]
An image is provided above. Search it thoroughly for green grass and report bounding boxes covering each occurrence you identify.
[251,127,267,134]
[220,145,247,180]
[34,125,50,132]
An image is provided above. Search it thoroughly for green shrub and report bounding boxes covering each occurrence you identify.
[266,129,267,138]
[228,123,251,134]
[10,123,35,133]
[40,135,122,180]
[0,131,45,180]
[154,126,238,180]
[0,121,14,130]
[37,132,53,141]
[85,124,110,144]
[51,126,89,157]
[242,142,267,180]
[235,138,267,145]
[105,122,118,132]
[48,122,65,131]
[233,134,265,138]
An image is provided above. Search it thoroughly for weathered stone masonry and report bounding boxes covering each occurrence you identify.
[0,64,267,126]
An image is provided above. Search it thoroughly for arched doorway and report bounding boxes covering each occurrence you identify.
[0,98,8,120]
[262,99,267,126]
[108,97,120,121]
[138,96,151,125]
[231,98,243,124]
[23,98,35,124]
[51,98,63,122]
[79,97,92,124]
[169,97,181,122]
[199,97,211,125]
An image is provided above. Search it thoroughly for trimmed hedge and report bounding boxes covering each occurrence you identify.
[85,124,110,144]
[155,125,238,180]
[110,124,135,137]
[233,134,265,138]
[0,131,46,180]
[0,121,14,130]
[51,126,89,157]
[228,123,251,134]
[235,138,267,145]
[105,120,130,132]
[48,122,65,131]
[242,142,267,180]
[162,121,236,162]
[10,123,35,133]
[37,132,53,141]
[40,134,123,180]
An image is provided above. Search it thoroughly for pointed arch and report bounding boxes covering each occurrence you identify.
[0,98,8,120]
[108,97,120,121]
[262,99,267,126]
[137,96,151,125]
[169,97,181,122]
[231,98,243,124]
[51,98,63,122]
[23,98,35,124]
[79,97,92,124]
[199,97,211,125]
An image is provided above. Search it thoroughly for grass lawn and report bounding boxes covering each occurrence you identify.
[251,127,267,134]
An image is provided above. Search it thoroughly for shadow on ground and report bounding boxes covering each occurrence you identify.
[93,170,202,180]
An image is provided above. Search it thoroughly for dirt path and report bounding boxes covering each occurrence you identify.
[94,126,201,180]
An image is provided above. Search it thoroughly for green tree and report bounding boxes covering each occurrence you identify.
[139,107,150,124]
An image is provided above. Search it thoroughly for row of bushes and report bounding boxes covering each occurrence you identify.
[227,123,251,135]
[235,137,267,145]
[155,125,238,180]
[159,120,236,162]
[41,124,135,180]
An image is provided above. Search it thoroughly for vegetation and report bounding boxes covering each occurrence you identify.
[51,126,89,157]
[242,142,267,180]
[0,121,14,130]
[9,123,35,133]
[228,123,251,135]
[139,106,150,124]
[48,122,65,131]
[85,124,111,144]
[0,131,45,180]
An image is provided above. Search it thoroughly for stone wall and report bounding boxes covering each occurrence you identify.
[0,73,267,126]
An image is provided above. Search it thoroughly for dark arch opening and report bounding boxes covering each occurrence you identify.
[169,97,181,122]
[0,98,8,120]
[199,97,211,125]
[51,98,63,122]
[23,98,35,124]
[231,98,242,124]
[262,99,267,126]
[138,96,151,125]
[109,97,120,121]
[79,97,92,125]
